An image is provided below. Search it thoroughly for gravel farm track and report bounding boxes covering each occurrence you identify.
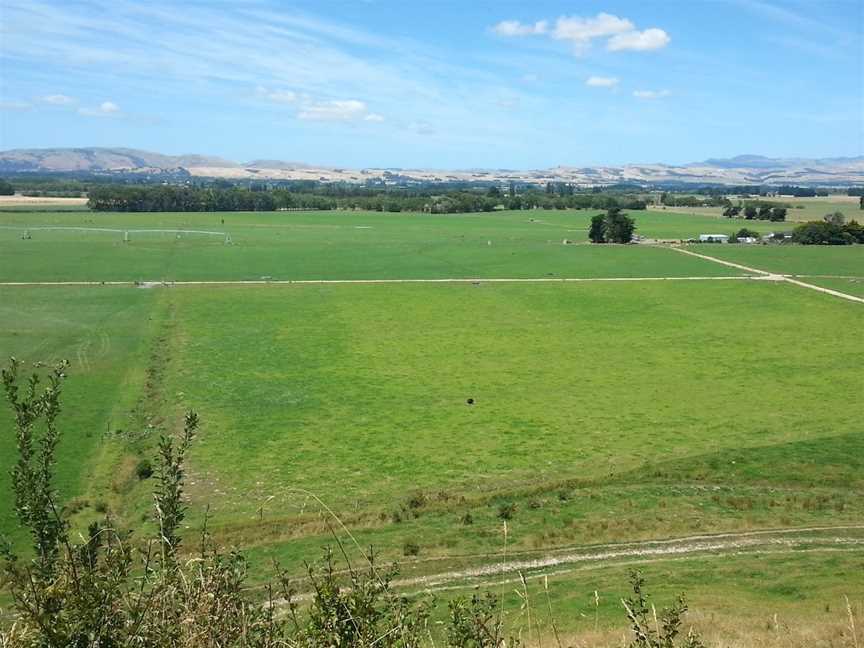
[269,525,864,601]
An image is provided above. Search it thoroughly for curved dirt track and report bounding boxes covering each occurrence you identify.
[391,524,864,593]
[393,525,864,590]
[271,525,864,604]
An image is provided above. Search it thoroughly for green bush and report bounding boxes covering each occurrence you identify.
[135,458,154,480]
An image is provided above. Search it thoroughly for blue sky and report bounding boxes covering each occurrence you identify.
[0,0,861,168]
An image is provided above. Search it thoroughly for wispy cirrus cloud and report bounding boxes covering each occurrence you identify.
[298,99,382,123]
[0,99,32,110]
[633,89,670,99]
[1,0,455,136]
[256,87,384,123]
[41,94,76,105]
[78,101,120,117]
[492,13,670,54]
[586,76,619,88]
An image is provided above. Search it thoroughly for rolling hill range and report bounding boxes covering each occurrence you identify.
[1,147,862,186]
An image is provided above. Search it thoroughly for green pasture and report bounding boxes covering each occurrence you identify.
[0,208,798,282]
[2,279,862,572]
[697,244,864,277]
[805,276,864,297]
[0,287,156,540]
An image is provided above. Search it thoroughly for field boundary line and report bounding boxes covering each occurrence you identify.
[0,275,767,287]
[669,246,864,304]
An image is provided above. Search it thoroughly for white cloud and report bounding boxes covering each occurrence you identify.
[0,99,32,110]
[257,85,384,123]
[552,13,633,48]
[41,94,76,105]
[297,99,369,121]
[607,28,670,52]
[492,12,669,55]
[633,89,670,99]
[257,87,298,103]
[586,76,619,88]
[492,20,548,37]
[78,100,121,117]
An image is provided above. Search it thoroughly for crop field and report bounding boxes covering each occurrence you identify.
[1,207,862,637]
[651,195,861,223]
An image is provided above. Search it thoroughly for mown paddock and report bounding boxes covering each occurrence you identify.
[0,208,802,283]
[1,207,863,636]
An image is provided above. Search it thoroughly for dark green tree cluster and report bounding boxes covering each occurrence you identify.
[589,208,637,243]
[775,186,820,197]
[0,179,14,195]
[725,202,786,221]
[734,227,760,239]
[661,194,730,208]
[792,216,864,245]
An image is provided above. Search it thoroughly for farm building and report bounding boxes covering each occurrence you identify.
[699,234,729,243]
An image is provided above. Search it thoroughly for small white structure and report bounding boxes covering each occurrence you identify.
[699,234,729,243]
[736,236,758,244]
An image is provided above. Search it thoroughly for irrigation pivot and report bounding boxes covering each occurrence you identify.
[2,226,230,244]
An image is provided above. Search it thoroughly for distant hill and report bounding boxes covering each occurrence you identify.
[1,147,862,186]
[700,154,864,170]
[0,147,238,173]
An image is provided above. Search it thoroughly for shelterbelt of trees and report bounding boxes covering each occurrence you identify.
[85,184,650,213]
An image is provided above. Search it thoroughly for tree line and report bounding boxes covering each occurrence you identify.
[722,202,787,221]
[86,184,650,213]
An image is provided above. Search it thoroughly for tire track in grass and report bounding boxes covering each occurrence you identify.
[270,525,864,603]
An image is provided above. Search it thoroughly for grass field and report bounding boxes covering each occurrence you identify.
[0,208,796,282]
[698,244,864,277]
[1,207,862,640]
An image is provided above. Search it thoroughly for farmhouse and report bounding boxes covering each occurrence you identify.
[698,234,729,243]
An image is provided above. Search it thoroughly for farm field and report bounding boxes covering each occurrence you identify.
[0,208,799,282]
[806,276,864,297]
[651,195,861,223]
[1,207,862,639]
[697,244,864,277]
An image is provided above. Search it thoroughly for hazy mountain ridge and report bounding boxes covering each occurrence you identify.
[2,147,862,186]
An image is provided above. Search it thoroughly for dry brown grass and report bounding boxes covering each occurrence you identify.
[526,606,862,648]
[0,195,87,205]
